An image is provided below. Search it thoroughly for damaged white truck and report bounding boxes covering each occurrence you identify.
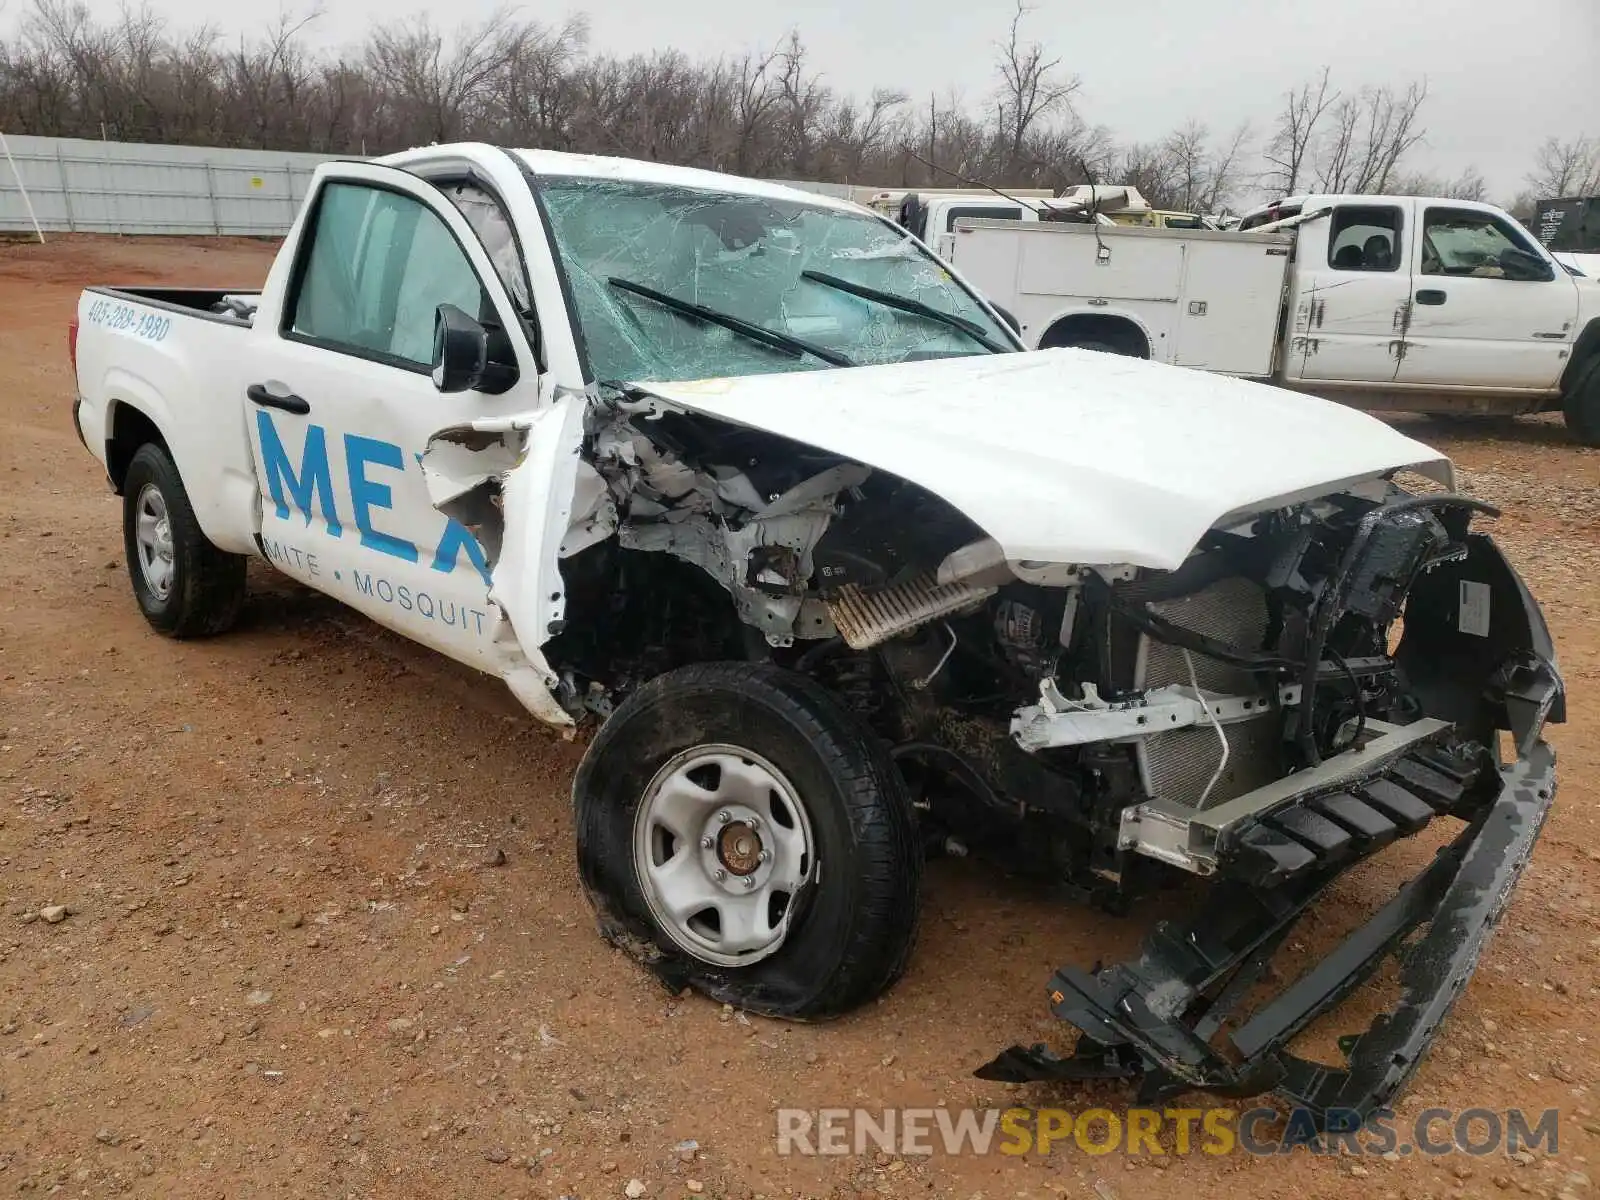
[70,144,1564,1125]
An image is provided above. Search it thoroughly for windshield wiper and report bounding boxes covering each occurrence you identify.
[607,276,855,368]
[800,270,1010,354]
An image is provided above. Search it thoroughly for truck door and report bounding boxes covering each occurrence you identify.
[241,161,544,671]
[1284,201,1411,384]
[1395,204,1576,391]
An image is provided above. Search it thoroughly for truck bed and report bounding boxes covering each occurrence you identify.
[86,285,261,326]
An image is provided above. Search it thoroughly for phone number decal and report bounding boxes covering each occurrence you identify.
[84,298,172,343]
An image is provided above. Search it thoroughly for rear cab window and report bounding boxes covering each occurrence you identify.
[1238,204,1301,231]
[1327,205,1402,272]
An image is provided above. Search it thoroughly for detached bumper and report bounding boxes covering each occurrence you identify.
[977,740,1557,1121]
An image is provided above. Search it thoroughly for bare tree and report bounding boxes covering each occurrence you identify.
[365,9,532,144]
[1162,119,1251,212]
[1389,166,1486,202]
[993,1,1078,169]
[1312,80,1428,194]
[0,0,1362,204]
[1525,135,1600,199]
[1264,67,1335,195]
[774,32,828,177]
[726,39,784,174]
[1263,70,1428,198]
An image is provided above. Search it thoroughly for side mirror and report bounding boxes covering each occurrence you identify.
[1500,247,1555,283]
[432,304,518,394]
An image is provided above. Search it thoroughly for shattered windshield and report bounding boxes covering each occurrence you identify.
[535,177,1015,384]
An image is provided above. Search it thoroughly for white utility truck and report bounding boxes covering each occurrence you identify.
[69,143,1563,1123]
[880,186,1144,262]
[951,193,1600,443]
[950,217,1293,376]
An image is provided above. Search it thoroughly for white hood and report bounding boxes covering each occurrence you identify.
[635,349,1451,571]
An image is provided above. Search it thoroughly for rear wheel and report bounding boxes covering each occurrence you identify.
[1564,357,1600,446]
[574,662,921,1018]
[121,443,247,637]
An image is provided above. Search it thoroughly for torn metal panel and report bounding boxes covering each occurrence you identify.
[421,396,591,727]
[616,459,869,645]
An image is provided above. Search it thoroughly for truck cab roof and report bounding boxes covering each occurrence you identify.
[1238,194,1516,231]
[382,144,870,215]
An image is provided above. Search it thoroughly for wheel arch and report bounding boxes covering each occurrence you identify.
[1037,309,1154,358]
[1559,317,1600,396]
[105,398,172,494]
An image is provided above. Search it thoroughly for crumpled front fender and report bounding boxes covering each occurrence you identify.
[419,396,591,727]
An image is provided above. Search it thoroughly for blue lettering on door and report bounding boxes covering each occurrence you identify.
[345,433,419,562]
[256,410,491,586]
[256,409,342,536]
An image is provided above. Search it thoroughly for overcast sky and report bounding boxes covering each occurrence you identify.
[38,0,1600,200]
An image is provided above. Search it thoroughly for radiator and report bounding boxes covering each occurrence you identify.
[1134,576,1283,808]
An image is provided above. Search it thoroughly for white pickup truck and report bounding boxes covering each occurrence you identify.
[951,193,1600,444]
[70,142,1564,1121]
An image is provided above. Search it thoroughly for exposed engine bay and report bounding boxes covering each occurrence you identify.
[426,382,1563,1125]
[541,392,1558,902]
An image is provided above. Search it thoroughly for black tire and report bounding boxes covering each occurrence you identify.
[574,662,921,1019]
[1563,357,1600,447]
[121,442,247,637]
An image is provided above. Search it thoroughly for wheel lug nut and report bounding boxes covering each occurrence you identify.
[714,868,727,882]
[747,816,759,829]
[757,849,770,863]
[718,811,731,824]
[700,836,713,849]
[742,877,755,890]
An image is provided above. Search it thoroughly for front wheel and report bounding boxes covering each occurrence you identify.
[574,662,921,1019]
[1564,357,1600,447]
[121,442,248,637]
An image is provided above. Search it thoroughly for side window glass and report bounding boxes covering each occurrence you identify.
[290,182,488,369]
[1420,209,1542,279]
[1327,206,1401,272]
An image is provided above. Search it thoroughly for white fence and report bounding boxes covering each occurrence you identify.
[0,133,881,239]
[0,133,337,237]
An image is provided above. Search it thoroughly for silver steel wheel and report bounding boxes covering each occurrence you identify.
[633,744,816,967]
[133,483,176,601]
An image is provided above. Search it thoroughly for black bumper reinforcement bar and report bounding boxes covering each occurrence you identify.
[977,740,1557,1125]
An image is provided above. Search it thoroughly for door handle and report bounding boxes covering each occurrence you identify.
[247,383,310,415]
[1415,289,1447,306]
